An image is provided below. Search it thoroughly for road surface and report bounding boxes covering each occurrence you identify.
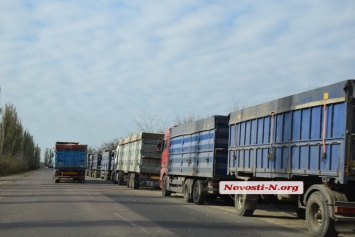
[0,169,354,237]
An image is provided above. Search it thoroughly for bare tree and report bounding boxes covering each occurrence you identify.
[99,138,120,151]
[231,97,250,112]
[133,110,168,133]
[172,111,202,125]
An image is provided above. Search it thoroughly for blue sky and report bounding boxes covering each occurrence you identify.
[0,0,354,159]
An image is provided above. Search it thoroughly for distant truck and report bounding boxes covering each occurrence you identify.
[159,116,234,204]
[86,153,93,177]
[91,153,102,178]
[112,132,163,189]
[53,142,87,183]
[100,150,116,180]
[227,80,355,237]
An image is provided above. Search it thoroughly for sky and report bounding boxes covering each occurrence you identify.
[0,0,354,160]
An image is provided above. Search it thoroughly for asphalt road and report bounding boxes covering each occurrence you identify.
[0,169,353,237]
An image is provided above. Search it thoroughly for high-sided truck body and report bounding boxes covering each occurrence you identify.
[91,153,102,178]
[228,80,355,236]
[100,150,116,180]
[112,132,163,189]
[53,142,87,183]
[159,116,234,204]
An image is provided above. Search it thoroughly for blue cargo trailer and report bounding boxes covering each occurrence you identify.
[160,115,234,204]
[91,153,102,178]
[53,142,87,183]
[100,150,116,180]
[228,80,355,236]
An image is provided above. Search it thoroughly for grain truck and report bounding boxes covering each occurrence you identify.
[159,116,235,204]
[227,80,355,237]
[91,153,102,178]
[112,132,163,189]
[53,142,87,183]
[100,150,116,180]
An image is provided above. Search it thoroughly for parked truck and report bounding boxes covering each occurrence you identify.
[159,115,235,204]
[227,80,355,237]
[53,142,87,183]
[86,153,93,177]
[91,153,102,178]
[112,132,163,189]
[100,150,116,180]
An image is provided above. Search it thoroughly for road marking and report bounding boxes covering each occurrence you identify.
[113,212,150,235]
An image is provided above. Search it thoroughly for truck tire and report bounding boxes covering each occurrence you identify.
[127,174,131,188]
[183,182,192,203]
[193,180,205,205]
[118,172,124,185]
[234,194,257,216]
[112,172,118,184]
[306,191,337,237]
[133,173,140,189]
[54,179,60,183]
[162,175,171,197]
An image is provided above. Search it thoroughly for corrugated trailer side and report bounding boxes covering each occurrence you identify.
[161,115,235,205]
[112,132,164,189]
[228,80,355,237]
[169,115,230,178]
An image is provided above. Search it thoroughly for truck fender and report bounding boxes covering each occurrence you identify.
[303,184,348,219]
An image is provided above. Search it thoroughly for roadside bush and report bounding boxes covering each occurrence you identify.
[0,157,28,176]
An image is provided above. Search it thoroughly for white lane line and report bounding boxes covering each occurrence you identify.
[113,212,150,235]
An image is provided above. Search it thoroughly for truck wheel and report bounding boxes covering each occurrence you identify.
[193,180,205,205]
[235,194,257,216]
[162,175,171,197]
[133,173,139,189]
[126,174,131,188]
[112,172,118,184]
[54,179,60,183]
[306,191,337,237]
[183,182,192,203]
[118,172,124,185]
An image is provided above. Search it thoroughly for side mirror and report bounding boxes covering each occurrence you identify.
[156,139,162,153]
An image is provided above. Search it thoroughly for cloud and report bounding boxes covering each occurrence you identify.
[0,0,354,158]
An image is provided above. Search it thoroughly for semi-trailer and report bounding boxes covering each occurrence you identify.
[53,142,87,183]
[112,132,163,189]
[91,153,102,178]
[100,150,116,180]
[159,115,235,204]
[227,80,355,236]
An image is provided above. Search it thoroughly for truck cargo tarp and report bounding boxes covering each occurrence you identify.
[170,115,229,138]
[55,143,87,151]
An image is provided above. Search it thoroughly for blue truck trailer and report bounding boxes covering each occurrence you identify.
[100,150,116,180]
[53,142,87,183]
[227,80,355,236]
[160,115,235,204]
[91,153,102,178]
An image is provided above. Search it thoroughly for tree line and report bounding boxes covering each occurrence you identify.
[0,103,41,176]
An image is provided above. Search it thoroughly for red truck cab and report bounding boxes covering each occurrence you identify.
[159,128,170,190]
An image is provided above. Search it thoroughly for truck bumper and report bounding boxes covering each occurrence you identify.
[140,180,160,188]
[335,219,355,233]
